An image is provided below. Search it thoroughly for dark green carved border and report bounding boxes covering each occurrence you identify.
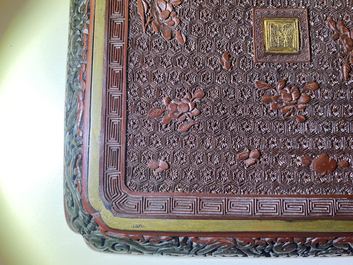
[64,0,353,256]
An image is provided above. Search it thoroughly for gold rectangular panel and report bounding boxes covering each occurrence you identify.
[264,18,300,54]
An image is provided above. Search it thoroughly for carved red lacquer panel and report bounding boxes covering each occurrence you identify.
[64,0,353,257]
[98,0,353,220]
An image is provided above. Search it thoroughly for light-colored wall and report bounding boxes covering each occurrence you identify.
[0,0,351,264]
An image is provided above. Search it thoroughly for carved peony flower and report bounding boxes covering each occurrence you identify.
[311,153,337,176]
[255,79,319,123]
[236,148,261,168]
[148,89,205,133]
[147,159,170,173]
[137,0,186,44]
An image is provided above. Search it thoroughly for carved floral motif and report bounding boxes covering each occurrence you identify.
[255,79,319,123]
[327,17,353,81]
[148,89,205,133]
[301,153,350,176]
[220,51,232,70]
[147,160,170,173]
[236,148,261,167]
[137,0,186,44]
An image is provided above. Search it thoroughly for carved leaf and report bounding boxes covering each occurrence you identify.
[327,17,337,31]
[181,97,190,103]
[272,95,280,102]
[160,10,171,20]
[151,20,160,33]
[173,17,180,26]
[295,115,307,123]
[192,89,205,100]
[178,114,187,122]
[170,0,183,7]
[162,96,171,106]
[281,105,294,114]
[189,102,196,111]
[343,37,353,50]
[236,150,250,161]
[167,102,178,113]
[178,122,196,132]
[277,79,287,90]
[298,93,311,104]
[261,95,272,104]
[222,61,231,70]
[291,86,300,101]
[281,91,292,103]
[332,32,340,41]
[221,51,232,70]
[339,24,350,36]
[161,27,172,41]
[249,149,261,159]
[177,103,189,113]
[255,80,271,90]
[162,114,172,125]
[222,51,231,62]
[244,158,257,167]
[148,108,165,118]
[301,155,312,167]
[159,160,170,171]
[169,111,181,119]
[175,30,186,45]
[191,108,201,117]
[338,160,350,169]
[167,19,175,27]
[270,102,280,111]
[147,160,159,170]
[297,104,308,111]
[343,63,351,81]
[304,81,319,91]
[137,0,147,33]
[221,51,231,70]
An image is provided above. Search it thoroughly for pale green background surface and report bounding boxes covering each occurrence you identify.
[0,0,352,264]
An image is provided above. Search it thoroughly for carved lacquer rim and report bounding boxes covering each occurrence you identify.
[64,0,353,256]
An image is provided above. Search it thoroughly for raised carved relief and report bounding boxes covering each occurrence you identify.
[327,17,353,81]
[220,51,232,70]
[137,0,186,44]
[148,89,205,133]
[236,149,261,167]
[147,159,170,173]
[301,153,350,176]
[255,79,319,123]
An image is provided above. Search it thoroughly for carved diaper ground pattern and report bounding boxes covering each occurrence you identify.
[124,1,353,197]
